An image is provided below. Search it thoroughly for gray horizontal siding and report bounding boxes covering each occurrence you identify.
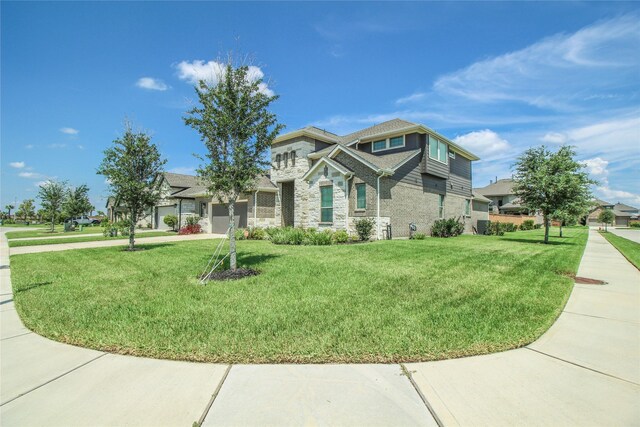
[450,154,471,180]
[448,174,473,197]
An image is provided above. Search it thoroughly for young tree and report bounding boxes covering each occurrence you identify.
[97,123,166,251]
[38,181,67,231]
[598,209,615,232]
[63,184,93,220]
[513,145,595,244]
[553,198,590,238]
[184,59,283,271]
[16,199,36,222]
[5,204,14,219]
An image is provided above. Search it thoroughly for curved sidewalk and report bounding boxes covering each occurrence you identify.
[1,229,638,426]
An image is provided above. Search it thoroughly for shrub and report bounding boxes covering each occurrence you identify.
[333,230,349,244]
[163,214,178,231]
[116,219,132,236]
[519,220,534,231]
[101,220,117,237]
[354,218,375,241]
[431,217,465,238]
[533,223,542,229]
[247,227,266,240]
[630,222,640,228]
[185,215,199,226]
[304,229,334,245]
[178,223,202,235]
[485,221,505,236]
[412,232,427,240]
[503,222,518,232]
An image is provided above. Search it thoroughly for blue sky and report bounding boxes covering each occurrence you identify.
[2,1,639,211]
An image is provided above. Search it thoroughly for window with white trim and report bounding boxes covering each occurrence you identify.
[320,185,333,223]
[356,183,366,209]
[291,151,296,166]
[283,152,289,167]
[429,135,448,164]
[438,194,445,218]
[276,154,281,169]
[371,135,405,153]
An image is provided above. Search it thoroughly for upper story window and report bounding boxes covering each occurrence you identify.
[356,183,366,209]
[275,154,282,169]
[371,135,406,153]
[291,151,296,166]
[283,152,289,167]
[429,135,448,164]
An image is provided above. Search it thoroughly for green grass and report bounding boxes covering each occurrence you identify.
[6,225,107,239]
[0,222,47,228]
[8,231,174,247]
[600,231,640,269]
[10,227,587,363]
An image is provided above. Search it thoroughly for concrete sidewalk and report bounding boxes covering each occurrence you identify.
[1,228,638,426]
[9,232,224,255]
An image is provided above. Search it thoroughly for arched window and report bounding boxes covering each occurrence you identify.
[291,151,296,166]
[276,154,281,169]
[283,152,289,167]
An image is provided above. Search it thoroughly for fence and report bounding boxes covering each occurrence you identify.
[489,213,551,226]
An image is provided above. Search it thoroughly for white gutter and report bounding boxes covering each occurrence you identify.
[376,169,394,239]
[254,190,258,227]
[345,175,352,232]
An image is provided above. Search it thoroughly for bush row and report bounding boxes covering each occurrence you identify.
[235,226,353,246]
[484,220,542,236]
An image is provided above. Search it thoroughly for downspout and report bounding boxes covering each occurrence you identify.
[178,200,182,229]
[376,169,394,240]
[345,174,352,232]
[254,190,258,228]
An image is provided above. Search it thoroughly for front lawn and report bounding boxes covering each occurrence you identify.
[10,227,587,363]
[600,231,640,269]
[8,231,173,247]
[6,225,106,239]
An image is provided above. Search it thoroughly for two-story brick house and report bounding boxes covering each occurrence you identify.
[218,118,487,238]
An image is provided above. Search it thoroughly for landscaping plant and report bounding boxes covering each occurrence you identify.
[485,221,506,236]
[97,123,166,251]
[163,214,178,231]
[183,56,283,271]
[519,220,535,231]
[431,217,465,237]
[354,218,375,241]
[332,230,349,244]
[38,181,66,232]
[597,209,614,231]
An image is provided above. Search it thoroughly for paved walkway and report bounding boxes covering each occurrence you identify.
[609,227,640,244]
[1,229,638,426]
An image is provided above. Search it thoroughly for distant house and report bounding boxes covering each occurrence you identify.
[587,200,639,227]
[474,178,528,215]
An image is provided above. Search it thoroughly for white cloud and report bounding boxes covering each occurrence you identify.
[104,178,112,185]
[76,144,85,150]
[396,92,427,105]
[25,144,34,150]
[136,77,169,91]
[433,14,639,110]
[582,157,609,184]
[595,186,640,207]
[19,172,39,179]
[48,143,67,149]
[10,161,25,168]
[453,130,510,159]
[60,127,79,135]
[168,166,196,175]
[34,180,50,188]
[175,60,274,96]
[540,132,568,144]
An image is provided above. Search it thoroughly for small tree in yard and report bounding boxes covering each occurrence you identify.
[163,214,178,231]
[513,145,595,244]
[97,123,166,251]
[598,209,615,232]
[5,204,14,219]
[38,181,67,231]
[184,59,283,271]
[16,199,36,222]
[63,184,93,221]
[553,197,591,238]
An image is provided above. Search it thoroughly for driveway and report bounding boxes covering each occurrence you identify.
[1,229,638,426]
[609,227,640,243]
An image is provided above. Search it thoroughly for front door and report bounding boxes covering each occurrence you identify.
[281,181,295,227]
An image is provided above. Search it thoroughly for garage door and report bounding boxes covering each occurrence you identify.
[156,206,176,230]
[211,202,247,234]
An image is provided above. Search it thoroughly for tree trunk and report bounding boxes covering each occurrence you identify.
[544,215,550,244]
[559,223,563,238]
[129,214,136,251]
[228,200,237,271]
[51,213,55,232]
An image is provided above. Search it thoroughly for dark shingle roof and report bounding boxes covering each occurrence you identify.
[330,146,421,172]
[475,179,515,196]
[162,172,204,188]
[338,119,416,144]
[614,202,638,212]
[172,186,209,198]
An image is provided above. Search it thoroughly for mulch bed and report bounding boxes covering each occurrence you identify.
[205,268,260,281]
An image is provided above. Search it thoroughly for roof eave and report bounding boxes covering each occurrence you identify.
[273,129,339,145]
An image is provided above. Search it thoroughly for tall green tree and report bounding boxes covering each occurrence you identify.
[16,199,36,222]
[38,180,67,231]
[513,146,595,244]
[97,123,166,251]
[597,209,615,232]
[184,60,283,271]
[5,204,14,219]
[552,198,590,238]
[63,184,93,219]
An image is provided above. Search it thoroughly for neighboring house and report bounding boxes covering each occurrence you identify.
[152,172,211,230]
[230,118,485,238]
[473,178,530,215]
[587,200,639,227]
